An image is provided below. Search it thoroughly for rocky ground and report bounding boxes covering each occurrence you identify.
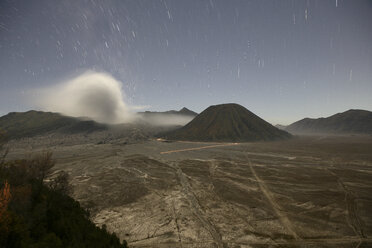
[7,135,372,247]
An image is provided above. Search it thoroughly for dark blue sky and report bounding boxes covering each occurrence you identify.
[1,0,371,124]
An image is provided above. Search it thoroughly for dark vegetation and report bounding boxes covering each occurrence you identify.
[0,110,107,139]
[0,134,127,248]
[162,103,291,142]
[286,109,372,135]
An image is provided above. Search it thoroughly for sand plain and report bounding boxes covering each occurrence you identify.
[7,135,372,247]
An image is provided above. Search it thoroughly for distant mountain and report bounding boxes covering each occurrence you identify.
[0,110,107,139]
[137,107,197,126]
[162,103,291,142]
[178,107,198,116]
[275,124,287,130]
[138,107,197,117]
[286,109,372,135]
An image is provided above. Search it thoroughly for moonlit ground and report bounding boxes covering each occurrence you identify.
[8,135,372,247]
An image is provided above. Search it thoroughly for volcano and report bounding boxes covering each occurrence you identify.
[162,103,291,142]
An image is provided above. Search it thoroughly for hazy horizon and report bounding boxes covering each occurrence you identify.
[1,0,372,125]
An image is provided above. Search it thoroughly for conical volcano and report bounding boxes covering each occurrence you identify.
[162,103,291,142]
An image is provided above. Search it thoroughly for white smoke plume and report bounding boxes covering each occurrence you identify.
[37,71,135,124]
[35,71,196,126]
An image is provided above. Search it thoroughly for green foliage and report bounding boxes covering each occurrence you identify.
[0,151,127,248]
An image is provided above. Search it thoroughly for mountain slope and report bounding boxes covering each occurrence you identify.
[286,109,372,134]
[0,110,107,139]
[162,103,291,142]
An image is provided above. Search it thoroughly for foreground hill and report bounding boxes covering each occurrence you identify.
[286,109,372,135]
[0,110,107,139]
[162,103,291,142]
[0,151,127,247]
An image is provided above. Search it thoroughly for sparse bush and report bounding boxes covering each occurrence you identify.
[48,171,71,195]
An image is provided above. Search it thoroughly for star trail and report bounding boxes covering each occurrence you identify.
[0,0,371,124]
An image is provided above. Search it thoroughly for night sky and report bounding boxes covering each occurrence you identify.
[1,0,372,124]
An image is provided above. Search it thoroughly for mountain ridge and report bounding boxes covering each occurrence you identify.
[138,107,197,116]
[0,110,107,139]
[286,109,372,134]
[137,107,197,126]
